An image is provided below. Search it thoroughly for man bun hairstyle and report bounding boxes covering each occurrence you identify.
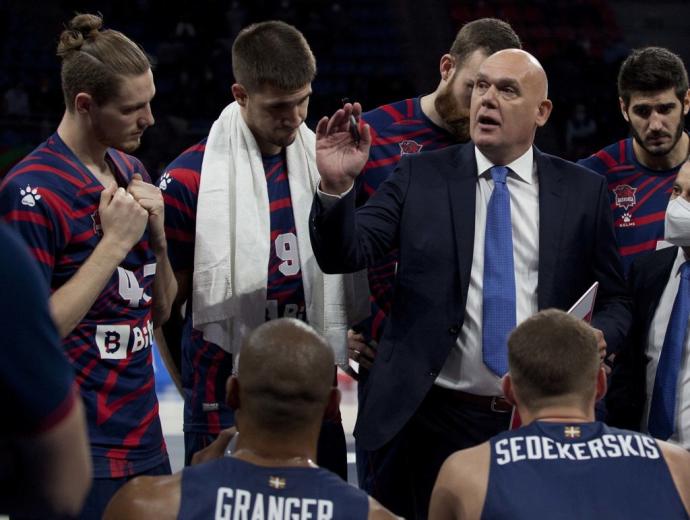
[57,13,151,110]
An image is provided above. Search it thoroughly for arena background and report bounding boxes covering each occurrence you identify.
[1,0,689,480]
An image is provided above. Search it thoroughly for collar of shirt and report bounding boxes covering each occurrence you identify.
[474,145,536,184]
[672,247,690,278]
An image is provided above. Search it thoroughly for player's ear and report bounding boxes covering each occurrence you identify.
[226,375,240,411]
[232,84,248,106]
[502,374,516,406]
[439,54,455,82]
[74,92,93,114]
[619,97,630,122]
[594,366,607,402]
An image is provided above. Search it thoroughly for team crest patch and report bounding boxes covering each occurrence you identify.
[268,476,286,489]
[91,211,103,236]
[20,185,41,207]
[613,184,637,226]
[399,140,423,155]
[564,425,581,439]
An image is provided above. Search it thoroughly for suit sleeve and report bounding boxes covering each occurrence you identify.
[310,156,412,274]
[589,175,632,355]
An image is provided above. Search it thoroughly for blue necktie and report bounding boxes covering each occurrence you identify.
[648,261,690,439]
[482,166,516,376]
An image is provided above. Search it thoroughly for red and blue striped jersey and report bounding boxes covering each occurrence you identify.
[578,137,681,274]
[160,141,307,434]
[0,133,167,478]
[356,97,456,340]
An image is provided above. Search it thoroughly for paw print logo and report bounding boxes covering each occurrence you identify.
[159,172,172,191]
[20,185,41,207]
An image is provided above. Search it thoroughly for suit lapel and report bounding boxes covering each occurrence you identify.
[535,149,565,309]
[446,144,477,305]
[641,247,679,333]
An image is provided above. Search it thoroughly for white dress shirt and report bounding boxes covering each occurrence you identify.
[644,247,690,449]
[436,146,540,395]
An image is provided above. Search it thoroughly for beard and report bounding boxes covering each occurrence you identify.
[92,123,142,153]
[268,130,297,150]
[434,83,471,142]
[118,137,142,153]
[630,116,685,157]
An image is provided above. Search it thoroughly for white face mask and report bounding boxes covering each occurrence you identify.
[664,196,690,246]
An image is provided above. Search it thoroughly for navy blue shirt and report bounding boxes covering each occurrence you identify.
[0,223,75,436]
[179,457,369,519]
[483,421,688,519]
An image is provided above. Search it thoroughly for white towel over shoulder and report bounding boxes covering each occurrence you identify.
[192,101,369,363]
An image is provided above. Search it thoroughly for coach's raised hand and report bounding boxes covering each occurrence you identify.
[315,101,371,195]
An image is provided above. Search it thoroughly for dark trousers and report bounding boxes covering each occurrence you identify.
[361,385,511,520]
[317,416,348,480]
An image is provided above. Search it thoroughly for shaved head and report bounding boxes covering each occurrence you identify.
[470,48,552,165]
[236,319,335,433]
[485,49,549,98]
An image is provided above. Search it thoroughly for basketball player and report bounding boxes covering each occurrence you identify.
[429,309,690,519]
[104,319,399,520]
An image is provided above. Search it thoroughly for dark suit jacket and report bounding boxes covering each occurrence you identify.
[310,143,632,451]
[607,246,679,430]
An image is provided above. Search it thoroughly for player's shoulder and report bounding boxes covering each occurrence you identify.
[657,439,690,507]
[368,497,403,520]
[577,138,631,173]
[362,98,418,131]
[159,138,207,195]
[108,148,149,180]
[3,137,80,192]
[104,473,181,520]
[431,442,490,519]
[446,441,490,470]
[1,150,80,215]
[164,138,207,175]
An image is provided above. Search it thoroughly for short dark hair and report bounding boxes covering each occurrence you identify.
[238,319,334,434]
[232,20,316,92]
[449,18,522,68]
[508,309,599,408]
[57,13,152,110]
[618,46,689,107]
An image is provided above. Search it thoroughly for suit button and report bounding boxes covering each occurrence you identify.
[449,325,459,335]
[429,371,437,377]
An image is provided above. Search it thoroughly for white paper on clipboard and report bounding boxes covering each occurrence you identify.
[567,282,598,323]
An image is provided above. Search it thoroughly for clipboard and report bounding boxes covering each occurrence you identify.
[567,281,599,323]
